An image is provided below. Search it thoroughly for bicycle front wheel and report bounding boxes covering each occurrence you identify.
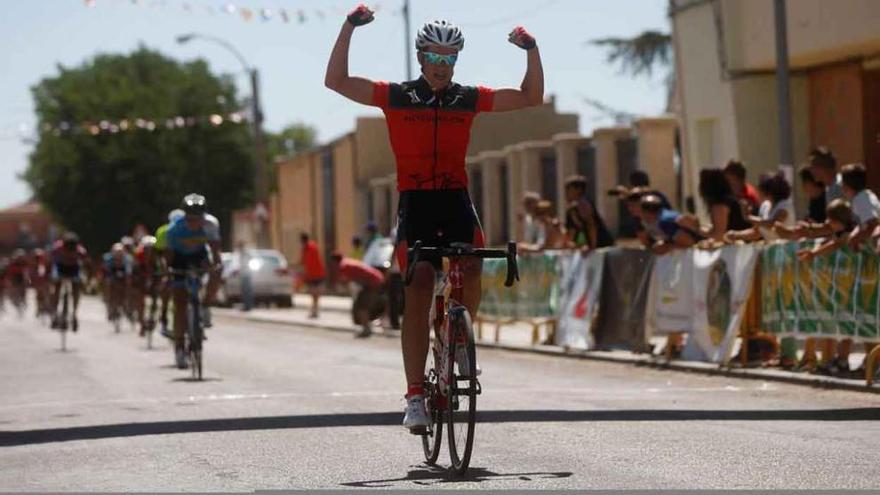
[446,307,477,476]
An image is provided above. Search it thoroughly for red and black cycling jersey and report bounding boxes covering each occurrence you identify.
[371,77,495,192]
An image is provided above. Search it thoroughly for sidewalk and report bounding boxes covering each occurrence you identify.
[215,294,879,395]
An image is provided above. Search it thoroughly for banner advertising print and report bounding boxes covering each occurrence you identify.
[645,249,693,336]
[479,252,558,319]
[555,250,605,350]
[762,242,880,342]
[686,245,759,363]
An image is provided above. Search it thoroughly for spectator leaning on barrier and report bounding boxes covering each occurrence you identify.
[782,147,844,242]
[796,199,861,377]
[839,163,880,250]
[638,194,700,255]
[564,175,614,250]
[723,159,760,217]
[518,199,566,252]
[330,252,386,338]
[299,232,326,319]
[799,166,827,223]
[628,170,672,209]
[727,172,795,243]
[697,168,751,243]
[520,191,542,244]
[795,199,855,261]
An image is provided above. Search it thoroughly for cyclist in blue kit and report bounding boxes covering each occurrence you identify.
[164,194,221,369]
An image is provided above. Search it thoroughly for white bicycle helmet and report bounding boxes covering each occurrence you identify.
[168,208,185,223]
[416,19,464,51]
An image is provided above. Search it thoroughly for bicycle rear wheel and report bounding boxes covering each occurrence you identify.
[421,367,443,464]
[446,307,477,476]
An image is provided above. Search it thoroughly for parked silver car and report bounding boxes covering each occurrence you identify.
[218,249,293,307]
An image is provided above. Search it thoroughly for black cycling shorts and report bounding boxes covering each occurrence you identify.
[170,249,208,285]
[54,263,80,279]
[395,189,484,270]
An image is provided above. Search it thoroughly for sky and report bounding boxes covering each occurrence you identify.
[0,0,671,209]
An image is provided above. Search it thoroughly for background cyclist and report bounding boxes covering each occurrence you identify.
[325,4,544,431]
[50,232,90,331]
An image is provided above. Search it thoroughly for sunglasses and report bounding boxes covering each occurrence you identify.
[422,51,458,66]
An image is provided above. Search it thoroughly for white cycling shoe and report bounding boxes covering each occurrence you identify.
[402,395,430,432]
[455,345,481,377]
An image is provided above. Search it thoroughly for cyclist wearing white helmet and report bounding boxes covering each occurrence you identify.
[155,208,185,337]
[326,4,544,432]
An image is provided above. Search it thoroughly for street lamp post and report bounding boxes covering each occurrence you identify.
[176,33,270,247]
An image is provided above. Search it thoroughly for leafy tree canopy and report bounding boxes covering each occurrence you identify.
[26,46,255,253]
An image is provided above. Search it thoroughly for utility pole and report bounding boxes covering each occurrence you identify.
[403,0,413,80]
[773,0,794,173]
[250,68,271,248]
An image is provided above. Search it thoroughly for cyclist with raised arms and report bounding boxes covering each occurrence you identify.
[325,4,544,431]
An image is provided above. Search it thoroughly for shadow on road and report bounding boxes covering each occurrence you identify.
[340,465,573,488]
[2,407,879,447]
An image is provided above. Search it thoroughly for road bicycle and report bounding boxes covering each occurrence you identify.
[406,240,519,476]
[54,277,77,351]
[171,267,208,381]
[141,272,164,350]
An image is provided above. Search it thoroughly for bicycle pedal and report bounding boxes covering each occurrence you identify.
[408,426,427,436]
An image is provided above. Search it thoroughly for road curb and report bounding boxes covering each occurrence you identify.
[217,310,880,395]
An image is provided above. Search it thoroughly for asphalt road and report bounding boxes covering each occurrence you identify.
[2,296,880,490]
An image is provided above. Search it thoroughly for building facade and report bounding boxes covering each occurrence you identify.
[672,0,880,214]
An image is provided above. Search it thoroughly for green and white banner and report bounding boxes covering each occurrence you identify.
[762,241,880,341]
[479,252,559,319]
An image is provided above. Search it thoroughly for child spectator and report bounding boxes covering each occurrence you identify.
[519,200,567,252]
[840,163,880,249]
[723,159,760,216]
[727,172,794,242]
[796,199,855,261]
[780,147,845,240]
[799,166,826,223]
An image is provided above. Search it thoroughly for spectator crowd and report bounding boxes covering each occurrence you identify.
[515,146,878,378]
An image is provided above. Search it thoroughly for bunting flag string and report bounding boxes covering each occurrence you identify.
[36,111,248,138]
[83,0,395,25]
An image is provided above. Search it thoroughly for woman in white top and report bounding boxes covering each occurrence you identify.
[726,172,795,243]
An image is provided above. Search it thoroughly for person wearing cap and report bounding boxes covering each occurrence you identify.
[638,194,701,255]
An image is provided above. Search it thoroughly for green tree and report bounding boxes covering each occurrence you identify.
[591,30,675,113]
[265,123,317,191]
[25,47,254,253]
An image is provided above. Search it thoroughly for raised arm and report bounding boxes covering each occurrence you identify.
[324,5,376,105]
[492,26,544,112]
